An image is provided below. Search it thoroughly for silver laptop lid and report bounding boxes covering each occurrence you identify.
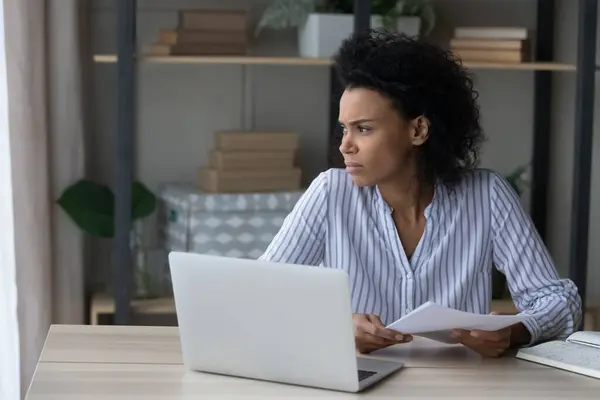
[168,252,360,391]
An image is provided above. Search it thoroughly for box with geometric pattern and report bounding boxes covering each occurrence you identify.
[157,182,304,259]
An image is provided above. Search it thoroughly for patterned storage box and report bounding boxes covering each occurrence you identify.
[157,183,304,259]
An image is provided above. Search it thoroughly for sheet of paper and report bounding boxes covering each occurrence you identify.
[386,301,535,337]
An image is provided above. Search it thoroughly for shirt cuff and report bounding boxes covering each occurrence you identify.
[516,310,543,347]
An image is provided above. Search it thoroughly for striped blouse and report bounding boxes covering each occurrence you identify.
[260,168,582,345]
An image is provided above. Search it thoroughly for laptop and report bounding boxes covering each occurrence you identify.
[168,251,404,393]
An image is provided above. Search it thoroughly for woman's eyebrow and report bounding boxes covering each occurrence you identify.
[340,118,376,125]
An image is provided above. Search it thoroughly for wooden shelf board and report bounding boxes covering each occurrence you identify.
[461,61,576,71]
[93,54,333,66]
[151,55,333,66]
[93,54,578,71]
[94,54,118,63]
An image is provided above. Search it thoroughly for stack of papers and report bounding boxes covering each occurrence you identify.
[386,301,534,344]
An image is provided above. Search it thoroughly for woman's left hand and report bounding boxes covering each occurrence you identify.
[450,311,519,358]
[450,325,511,358]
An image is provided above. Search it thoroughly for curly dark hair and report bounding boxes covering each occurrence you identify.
[333,29,485,186]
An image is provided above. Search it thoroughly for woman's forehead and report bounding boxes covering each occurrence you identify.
[339,88,394,120]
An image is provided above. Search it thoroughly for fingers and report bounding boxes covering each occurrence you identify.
[356,333,403,354]
[375,327,412,342]
[353,314,413,354]
[362,332,398,346]
[451,328,510,358]
[451,329,486,346]
[468,329,506,341]
[365,315,412,342]
[451,327,508,342]
[366,314,385,326]
[449,311,512,358]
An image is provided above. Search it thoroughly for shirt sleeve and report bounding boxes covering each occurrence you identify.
[258,171,328,266]
[490,172,582,346]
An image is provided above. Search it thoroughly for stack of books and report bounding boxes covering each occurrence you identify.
[148,9,249,56]
[197,131,302,193]
[449,26,530,63]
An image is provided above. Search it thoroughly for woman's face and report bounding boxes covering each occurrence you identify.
[338,87,429,187]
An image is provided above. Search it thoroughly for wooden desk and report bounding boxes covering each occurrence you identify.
[26,324,600,399]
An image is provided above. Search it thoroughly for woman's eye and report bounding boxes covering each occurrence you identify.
[358,126,371,133]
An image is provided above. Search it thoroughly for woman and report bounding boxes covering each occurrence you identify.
[260,30,582,357]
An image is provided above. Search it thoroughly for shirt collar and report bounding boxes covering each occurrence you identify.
[373,179,443,221]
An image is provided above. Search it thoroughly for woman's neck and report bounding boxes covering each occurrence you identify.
[378,175,434,223]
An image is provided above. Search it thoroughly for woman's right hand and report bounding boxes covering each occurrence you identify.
[352,313,413,354]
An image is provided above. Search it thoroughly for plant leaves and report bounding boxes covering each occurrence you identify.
[505,165,529,197]
[132,181,156,220]
[57,179,157,238]
[57,179,115,238]
[255,0,437,36]
[255,0,317,36]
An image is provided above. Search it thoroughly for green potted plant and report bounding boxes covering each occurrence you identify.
[256,0,436,58]
[57,179,158,298]
[492,165,529,299]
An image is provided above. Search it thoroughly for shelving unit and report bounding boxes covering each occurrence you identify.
[107,0,597,326]
[95,53,577,70]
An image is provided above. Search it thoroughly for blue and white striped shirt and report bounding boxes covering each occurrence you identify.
[260,168,582,345]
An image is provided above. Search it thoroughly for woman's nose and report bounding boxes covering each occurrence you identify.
[339,133,355,154]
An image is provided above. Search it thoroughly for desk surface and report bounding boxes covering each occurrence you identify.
[27,324,600,399]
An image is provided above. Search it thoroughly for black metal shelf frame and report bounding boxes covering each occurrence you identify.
[113,0,596,326]
[114,0,137,325]
[570,0,598,327]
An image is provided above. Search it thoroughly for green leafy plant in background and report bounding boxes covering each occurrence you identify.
[256,0,436,36]
[255,0,317,35]
[505,164,529,197]
[58,179,159,298]
[330,0,436,34]
[57,179,157,238]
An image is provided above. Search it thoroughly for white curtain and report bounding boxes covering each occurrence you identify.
[0,0,87,398]
[0,2,20,399]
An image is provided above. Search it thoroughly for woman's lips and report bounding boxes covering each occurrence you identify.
[345,162,363,174]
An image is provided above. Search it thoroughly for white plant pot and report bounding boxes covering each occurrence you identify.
[298,13,421,58]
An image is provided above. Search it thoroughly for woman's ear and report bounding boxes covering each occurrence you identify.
[411,115,430,146]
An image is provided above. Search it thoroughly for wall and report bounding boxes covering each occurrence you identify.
[91,0,330,191]
[89,0,599,307]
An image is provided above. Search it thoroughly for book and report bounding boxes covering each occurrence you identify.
[449,38,526,51]
[454,26,529,40]
[451,48,525,63]
[197,167,302,193]
[158,29,248,46]
[179,9,249,32]
[210,150,296,171]
[516,331,600,379]
[147,43,247,56]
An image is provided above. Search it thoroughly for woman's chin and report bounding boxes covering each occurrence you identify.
[347,172,372,187]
